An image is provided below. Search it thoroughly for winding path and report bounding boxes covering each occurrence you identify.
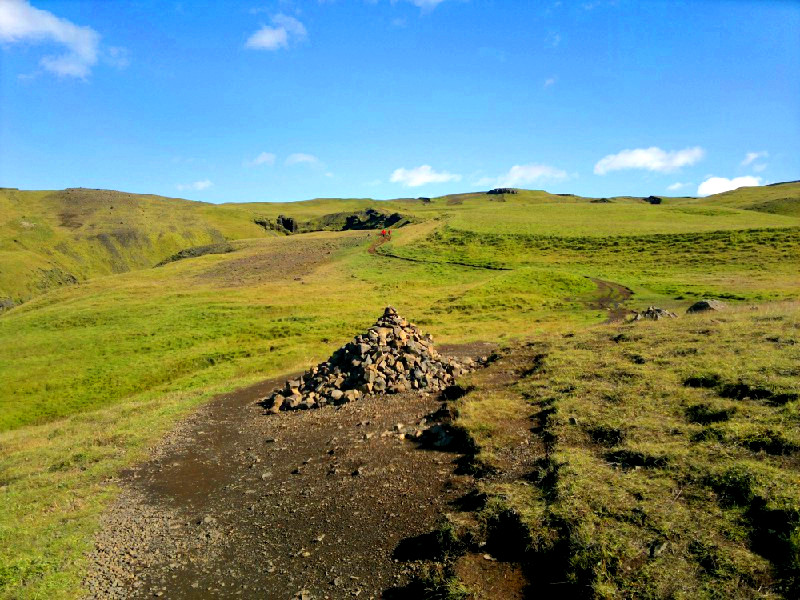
[85,344,496,599]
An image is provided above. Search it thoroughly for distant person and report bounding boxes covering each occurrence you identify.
[381,229,386,237]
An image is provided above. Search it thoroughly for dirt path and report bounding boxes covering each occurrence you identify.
[366,234,390,255]
[586,277,634,323]
[85,343,496,599]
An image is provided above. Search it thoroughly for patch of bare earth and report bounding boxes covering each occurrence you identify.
[85,344,497,599]
[197,233,367,287]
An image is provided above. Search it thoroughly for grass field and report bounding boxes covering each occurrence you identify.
[453,303,800,598]
[0,182,798,598]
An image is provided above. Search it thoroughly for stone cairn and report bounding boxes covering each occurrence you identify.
[633,306,678,321]
[264,307,479,413]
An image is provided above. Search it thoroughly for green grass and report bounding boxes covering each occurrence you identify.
[455,303,800,598]
[1,182,799,598]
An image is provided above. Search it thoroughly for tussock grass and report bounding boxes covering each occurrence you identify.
[456,303,800,598]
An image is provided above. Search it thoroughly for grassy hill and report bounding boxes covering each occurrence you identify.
[0,181,798,598]
[440,303,800,598]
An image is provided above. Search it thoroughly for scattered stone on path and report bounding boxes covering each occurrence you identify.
[686,299,727,314]
[262,306,481,412]
[633,306,678,321]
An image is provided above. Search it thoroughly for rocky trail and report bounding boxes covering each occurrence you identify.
[85,342,496,599]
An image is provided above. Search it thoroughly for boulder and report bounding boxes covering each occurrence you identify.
[687,299,727,314]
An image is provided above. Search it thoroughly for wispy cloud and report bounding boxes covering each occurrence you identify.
[246,14,306,51]
[390,165,461,187]
[245,151,276,167]
[407,0,450,11]
[476,163,569,189]
[667,181,691,191]
[176,179,213,191]
[697,176,760,197]
[286,153,320,166]
[543,77,556,88]
[545,32,561,47]
[594,146,705,175]
[741,150,768,173]
[0,0,100,78]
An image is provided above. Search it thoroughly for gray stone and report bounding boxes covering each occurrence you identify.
[687,299,727,314]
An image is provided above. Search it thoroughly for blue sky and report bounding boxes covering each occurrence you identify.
[1,0,798,203]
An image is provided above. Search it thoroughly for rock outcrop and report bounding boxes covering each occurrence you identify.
[277,215,298,233]
[633,306,677,320]
[263,307,481,413]
[487,188,518,195]
[687,299,727,314]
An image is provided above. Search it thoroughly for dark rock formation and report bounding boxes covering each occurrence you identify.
[644,196,663,205]
[277,215,298,233]
[687,299,727,314]
[487,188,518,195]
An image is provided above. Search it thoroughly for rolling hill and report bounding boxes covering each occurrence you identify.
[0,181,798,598]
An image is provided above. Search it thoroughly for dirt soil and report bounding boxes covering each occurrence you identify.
[85,342,496,600]
[586,277,634,323]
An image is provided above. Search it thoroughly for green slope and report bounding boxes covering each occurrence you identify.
[0,188,272,303]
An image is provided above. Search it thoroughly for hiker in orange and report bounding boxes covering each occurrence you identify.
[380,229,386,237]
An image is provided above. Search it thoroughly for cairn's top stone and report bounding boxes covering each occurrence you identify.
[264,307,479,413]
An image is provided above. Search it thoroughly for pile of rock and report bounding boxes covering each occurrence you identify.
[487,188,518,195]
[633,306,678,321]
[264,307,480,413]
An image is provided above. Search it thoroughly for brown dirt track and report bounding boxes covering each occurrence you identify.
[85,343,497,599]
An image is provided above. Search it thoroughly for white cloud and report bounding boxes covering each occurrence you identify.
[697,176,761,197]
[245,151,276,167]
[246,14,306,51]
[408,0,449,10]
[741,151,768,167]
[176,179,213,191]
[543,77,556,88]
[667,181,691,191]
[496,164,568,187]
[390,165,462,187]
[286,153,320,166]
[0,0,100,78]
[594,146,705,175]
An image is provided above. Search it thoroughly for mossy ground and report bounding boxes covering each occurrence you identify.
[453,303,800,598]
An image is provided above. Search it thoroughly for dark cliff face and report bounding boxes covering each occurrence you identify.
[256,209,413,235]
[277,215,298,233]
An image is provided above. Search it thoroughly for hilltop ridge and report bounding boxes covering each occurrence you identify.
[1,182,798,306]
